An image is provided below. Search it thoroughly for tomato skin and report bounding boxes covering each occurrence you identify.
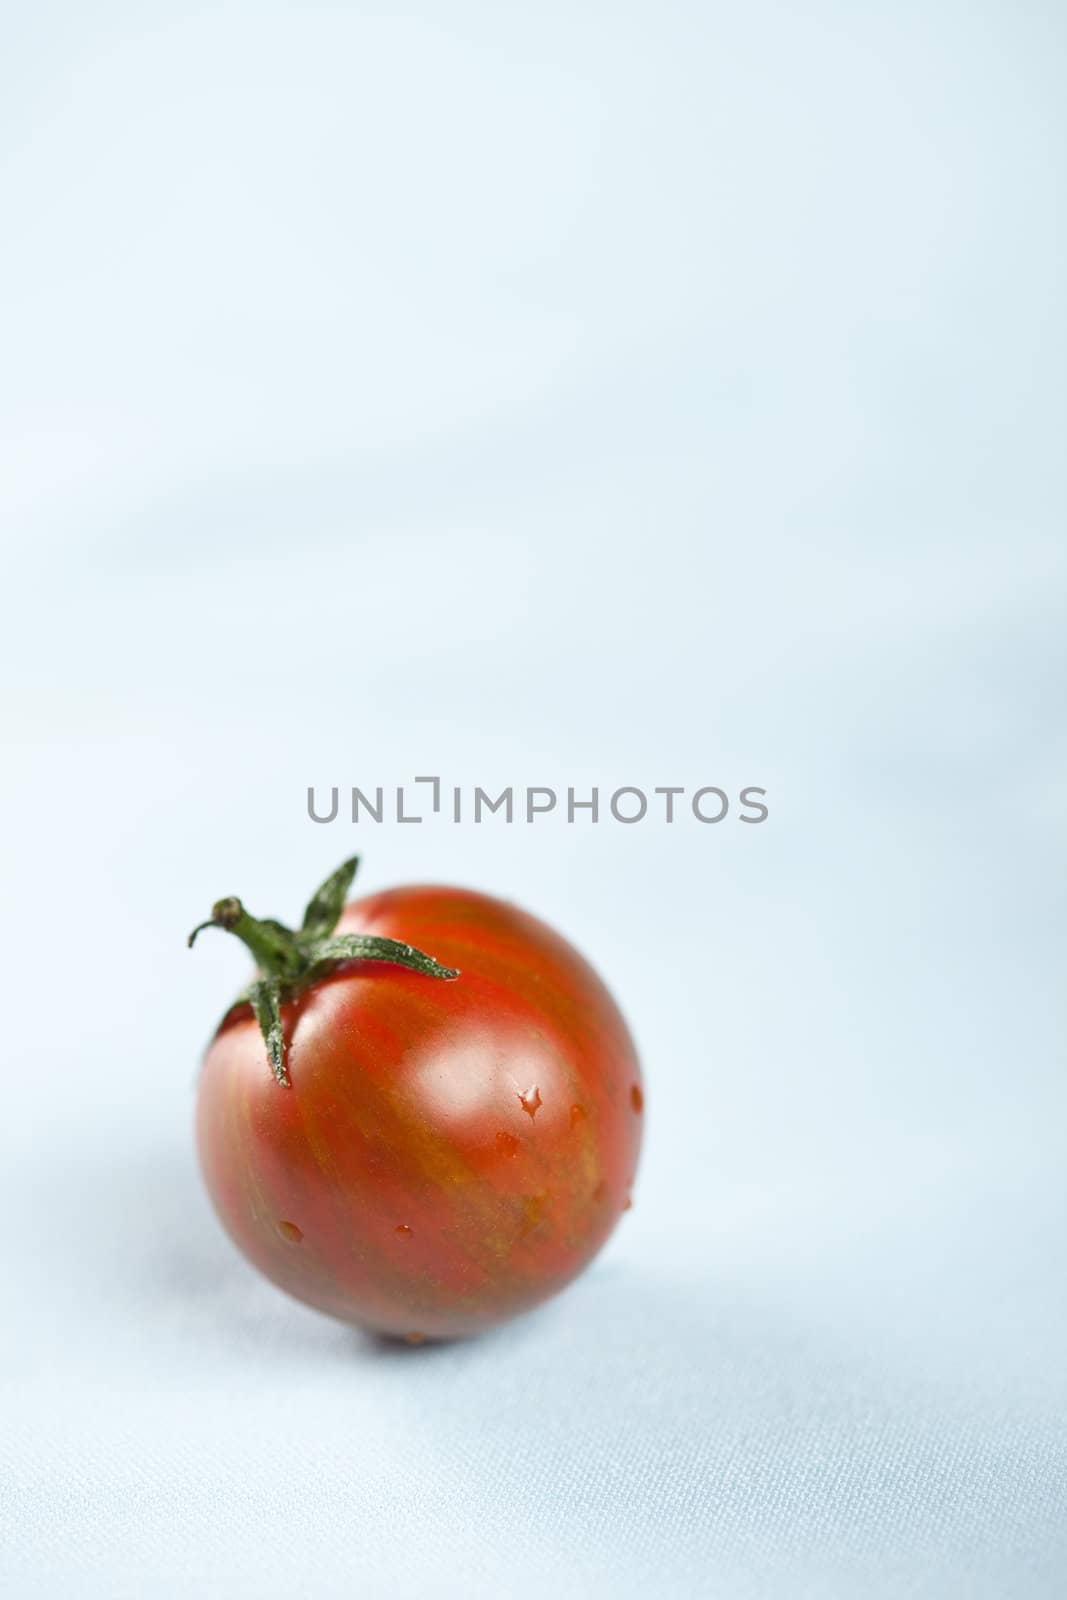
[196,886,643,1339]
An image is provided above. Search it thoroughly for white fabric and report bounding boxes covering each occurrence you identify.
[2,4,1064,1596]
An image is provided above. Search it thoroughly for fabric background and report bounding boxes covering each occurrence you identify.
[2,4,1065,1596]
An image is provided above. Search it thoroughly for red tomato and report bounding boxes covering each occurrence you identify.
[194,876,643,1340]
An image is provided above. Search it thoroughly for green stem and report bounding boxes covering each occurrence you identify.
[188,859,459,1087]
[187,898,306,980]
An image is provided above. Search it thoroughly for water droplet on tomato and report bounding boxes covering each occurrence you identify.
[276,1220,303,1244]
[569,1103,587,1129]
[518,1086,543,1119]
[496,1130,520,1157]
[395,1224,413,1239]
[630,1084,644,1113]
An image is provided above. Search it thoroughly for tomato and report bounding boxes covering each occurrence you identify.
[191,861,643,1340]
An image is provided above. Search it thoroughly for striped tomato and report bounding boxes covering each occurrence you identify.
[191,860,643,1340]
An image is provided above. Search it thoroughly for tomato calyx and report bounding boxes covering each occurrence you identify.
[188,857,459,1087]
